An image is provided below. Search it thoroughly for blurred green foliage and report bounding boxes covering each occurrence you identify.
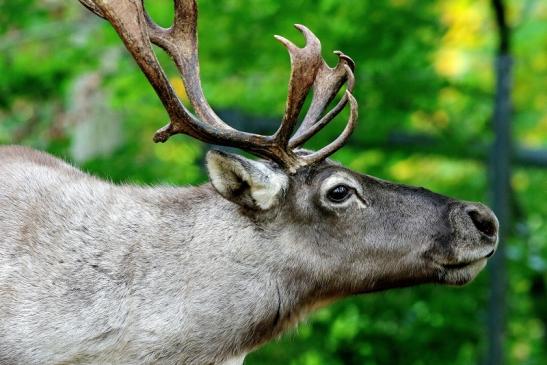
[0,0,546,364]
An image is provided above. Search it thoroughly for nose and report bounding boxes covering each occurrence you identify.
[464,203,499,240]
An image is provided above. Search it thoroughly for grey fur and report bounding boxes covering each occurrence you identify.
[0,145,498,364]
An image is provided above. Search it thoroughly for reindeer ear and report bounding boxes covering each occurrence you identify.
[206,150,288,210]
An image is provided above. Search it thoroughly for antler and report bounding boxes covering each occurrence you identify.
[79,0,358,172]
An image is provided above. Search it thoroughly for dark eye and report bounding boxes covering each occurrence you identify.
[327,184,352,203]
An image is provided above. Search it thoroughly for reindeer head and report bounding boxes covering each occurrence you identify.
[80,0,498,292]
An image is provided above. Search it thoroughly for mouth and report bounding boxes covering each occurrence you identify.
[442,261,477,270]
[441,249,494,270]
[439,257,488,285]
[434,249,495,285]
[437,248,496,270]
[441,257,487,271]
[485,248,496,258]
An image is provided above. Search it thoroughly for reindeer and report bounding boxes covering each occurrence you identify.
[0,1,499,364]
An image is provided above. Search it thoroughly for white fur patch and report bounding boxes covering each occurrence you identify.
[206,151,288,210]
[220,354,246,365]
[248,161,288,210]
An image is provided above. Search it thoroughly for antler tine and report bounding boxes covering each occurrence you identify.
[301,90,359,166]
[78,0,105,18]
[150,0,229,129]
[272,25,323,147]
[289,52,355,148]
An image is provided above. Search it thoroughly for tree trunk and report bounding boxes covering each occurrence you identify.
[486,1,512,365]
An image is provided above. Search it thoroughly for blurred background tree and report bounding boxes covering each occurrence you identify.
[0,0,545,364]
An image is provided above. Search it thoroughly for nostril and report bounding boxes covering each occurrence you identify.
[467,209,497,238]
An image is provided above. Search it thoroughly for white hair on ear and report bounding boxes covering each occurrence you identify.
[206,150,288,210]
[207,152,251,197]
[220,354,246,365]
[248,161,288,210]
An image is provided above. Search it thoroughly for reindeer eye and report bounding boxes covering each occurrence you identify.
[327,184,352,203]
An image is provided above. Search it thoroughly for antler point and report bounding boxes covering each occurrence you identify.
[274,35,297,51]
[294,24,320,47]
[335,51,355,71]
